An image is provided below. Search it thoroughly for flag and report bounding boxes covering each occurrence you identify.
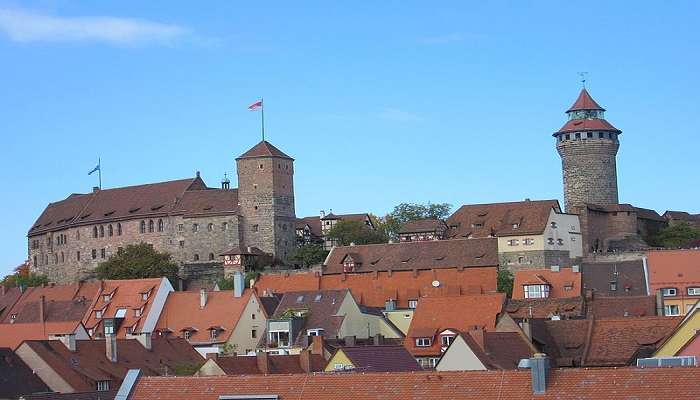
[248,100,263,111]
[88,164,100,175]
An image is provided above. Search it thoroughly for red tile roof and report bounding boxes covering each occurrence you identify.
[512,268,581,299]
[555,118,621,134]
[581,260,648,297]
[647,250,700,294]
[0,286,22,320]
[324,238,498,275]
[0,321,84,349]
[446,200,560,239]
[271,290,349,345]
[334,345,422,372]
[129,367,700,399]
[155,290,253,345]
[296,216,323,238]
[254,267,498,308]
[505,297,584,320]
[171,188,239,217]
[399,219,448,234]
[236,140,293,160]
[587,296,657,318]
[83,278,167,338]
[406,294,505,356]
[1,282,101,324]
[213,353,326,374]
[21,338,202,392]
[566,88,605,112]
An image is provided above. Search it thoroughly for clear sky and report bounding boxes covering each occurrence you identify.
[1,1,698,276]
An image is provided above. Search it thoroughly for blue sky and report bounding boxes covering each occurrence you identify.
[1,1,698,276]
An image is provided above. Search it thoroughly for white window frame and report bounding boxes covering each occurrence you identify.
[408,299,418,309]
[524,284,550,299]
[441,335,454,347]
[664,304,680,316]
[307,328,324,337]
[96,380,110,391]
[416,337,432,347]
[687,287,700,296]
[662,288,677,297]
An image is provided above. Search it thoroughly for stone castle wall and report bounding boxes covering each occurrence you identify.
[557,139,619,212]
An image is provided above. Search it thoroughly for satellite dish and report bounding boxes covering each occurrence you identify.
[432,280,440,287]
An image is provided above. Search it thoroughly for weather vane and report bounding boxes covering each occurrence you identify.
[578,72,588,88]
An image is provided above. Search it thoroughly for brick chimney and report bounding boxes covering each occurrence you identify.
[344,335,356,347]
[468,327,485,350]
[530,353,549,394]
[299,349,312,373]
[105,334,118,363]
[310,335,324,356]
[256,351,270,374]
[39,295,46,323]
[372,334,384,346]
[199,289,207,309]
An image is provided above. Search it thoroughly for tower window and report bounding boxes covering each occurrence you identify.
[222,222,228,231]
[208,223,213,232]
[599,132,604,139]
[148,220,154,233]
[117,223,122,236]
[108,225,113,236]
[575,132,581,139]
[93,226,98,238]
[193,224,199,232]
[209,253,214,260]
[259,163,263,169]
[587,132,593,139]
[140,221,146,234]
[194,254,200,261]
[158,219,164,232]
[565,134,570,140]
[99,226,105,237]
[253,224,259,232]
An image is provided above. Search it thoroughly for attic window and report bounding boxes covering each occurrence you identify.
[477,212,488,217]
[104,211,115,216]
[471,222,483,228]
[296,295,305,303]
[512,223,520,229]
[128,207,141,213]
[474,254,484,260]
[401,257,411,263]
[314,294,322,302]
[370,258,381,265]
[80,213,91,219]
[151,205,164,211]
[203,206,213,211]
[434,256,446,261]
[115,308,127,318]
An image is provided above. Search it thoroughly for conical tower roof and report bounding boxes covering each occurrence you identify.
[236,140,293,160]
[566,88,605,112]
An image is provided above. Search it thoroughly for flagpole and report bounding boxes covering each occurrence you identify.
[98,157,102,190]
[261,98,265,141]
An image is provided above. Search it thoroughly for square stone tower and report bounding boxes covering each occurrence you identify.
[236,140,296,264]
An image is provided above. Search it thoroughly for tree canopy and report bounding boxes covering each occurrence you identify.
[1,262,48,288]
[497,269,514,298]
[652,222,700,249]
[379,202,452,239]
[291,244,329,268]
[94,243,179,283]
[327,220,388,246]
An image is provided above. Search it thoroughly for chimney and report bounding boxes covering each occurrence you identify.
[1,285,5,296]
[93,186,100,193]
[550,265,560,272]
[299,349,312,373]
[310,335,324,356]
[61,334,76,352]
[199,289,207,309]
[137,333,152,351]
[233,271,244,298]
[385,299,396,312]
[520,319,532,341]
[105,334,118,363]
[196,171,201,178]
[320,210,325,219]
[372,334,384,346]
[256,351,270,374]
[344,336,356,347]
[530,353,549,394]
[585,288,594,301]
[39,295,46,323]
[572,265,580,273]
[656,289,664,316]
[468,327,485,350]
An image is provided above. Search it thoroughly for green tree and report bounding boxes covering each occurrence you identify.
[94,243,179,283]
[327,220,388,246]
[497,269,514,298]
[292,244,329,268]
[217,271,260,290]
[1,262,49,288]
[652,222,700,249]
[382,202,452,239]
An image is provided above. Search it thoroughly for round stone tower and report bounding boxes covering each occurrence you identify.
[555,88,621,212]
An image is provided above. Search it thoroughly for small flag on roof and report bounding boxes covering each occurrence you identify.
[248,100,263,111]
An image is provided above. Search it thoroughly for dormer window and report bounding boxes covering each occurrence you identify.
[103,294,111,303]
[524,284,550,299]
[416,337,432,347]
[507,239,519,246]
[512,223,519,229]
[141,290,151,301]
[661,288,677,297]
[551,222,558,229]
[441,335,455,347]
[307,328,324,336]
[210,329,219,339]
[95,310,103,319]
[471,222,483,228]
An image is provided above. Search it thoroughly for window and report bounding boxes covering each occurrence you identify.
[183,330,191,340]
[99,225,105,237]
[158,219,164,232]
[209,253,215,260]
[252,314,256,320]
[141,290,150,301]
[101,248,106,259]
[471,223,483,228]
[210,329,218,339]
[610,281,618,291]
[307,328,324,336]
[103,294,111,302]
[193,223,199,232]
[96,380,110,391]
[557,238,564,245]
[416,337,432,347]
[95,310,103,319]
[507,239,518,246]
[523,238,534,246]
[551,222,558,229]
[253,224,259,232]
[408,299,418,309]
[662,288,677,297]
[117,223,122,235]
[139,220,146,233]
[512,223,519,229]
[92,249,97,259]
[268,331,290,347]
[76,230,80,240]
[587,132,593,139]
[688,287,700,296]
[93,226,98,238]
[251,329,257,338]
[178,224,184,232]
[665,304,680,316]
[194,254,200,261]
[60,252,64,263]
[108,225,113,236]
[575,132,581,139]
[208,223,213,232]
[148,220,154,233]
[524,284,550,299]
[222,222,228,231]
[441,335,454,346]
[135,308,142,317]
[179,240,185,248]
[547,238,555,245]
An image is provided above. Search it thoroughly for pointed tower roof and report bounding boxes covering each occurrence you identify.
[566,88,605,112]
[236,140,293,160]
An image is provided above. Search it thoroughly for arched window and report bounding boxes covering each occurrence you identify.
[158,219,164,232]
[54,254,58,264]
[108,225,113,236]
[194,254,200,261]
[93,226,98,238]
[222,222,228,231]
[44,255,48,265]
[148,220,154,233]
[140,221,146,234]
[33,256,37,266]
[99,226,104,237]
[117,223,122,236]
[207,223,213,232]
[209,253,214,260]
[60,252,64,263]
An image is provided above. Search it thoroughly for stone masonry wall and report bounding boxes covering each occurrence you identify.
[499,250,576,271]
[557,139,619,212]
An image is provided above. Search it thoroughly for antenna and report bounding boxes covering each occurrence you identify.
[578,72,588,88]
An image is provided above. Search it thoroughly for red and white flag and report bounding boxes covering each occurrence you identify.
[248,100,263,111]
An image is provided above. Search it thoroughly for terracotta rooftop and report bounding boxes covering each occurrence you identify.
[20,391,118,400]
[236,140,293,160]
[0,321,85,350]
[512,268,581,299]
[171,188,239,217]
[155,289,254,345]
[271,289,349,345]
[1,282,101,324]
[0,347,50,398]
[505,297,584,320]
[587,295,658,319]
[406,294,505,356]
[212,353,326,374]
[647,250,700,292]
[296,216,323,237]
[446,200,560,239]
[398,219,448,234]
[324,238,498,274]
[128,367,700,399]
[254,267,498,309]
[555,118,621,135]
[455,331,535,370]
[334,345,422,372]
[566,88,606,112]
[581,260,648,297]
[20,338,202,393]
[0,286,22,320]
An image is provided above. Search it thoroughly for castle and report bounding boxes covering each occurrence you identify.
[27,140,296,283]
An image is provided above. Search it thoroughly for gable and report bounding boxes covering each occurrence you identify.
[436,335,487,371]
